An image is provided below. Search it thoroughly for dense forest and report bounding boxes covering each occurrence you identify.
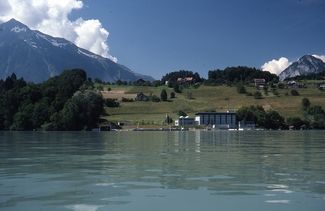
[161,70,203,84]
[0,69,104,131]
[207,66,279,85]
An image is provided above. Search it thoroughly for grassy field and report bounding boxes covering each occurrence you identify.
[100,84,325,126]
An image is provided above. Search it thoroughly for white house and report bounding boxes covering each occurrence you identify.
[175,116,196,127]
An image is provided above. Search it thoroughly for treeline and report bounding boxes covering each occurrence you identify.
[207,66,279,85]
[0,69,104,131]
[95,67,279,88]
[237,98,325,129]
[161,70,203,84]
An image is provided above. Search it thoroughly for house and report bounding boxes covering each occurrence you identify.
[254,78,266,88]
[195,111,237,129]
[318,83,325,90]
[176,77,194,85]
[175,116,196,127]
[287,81,306,88]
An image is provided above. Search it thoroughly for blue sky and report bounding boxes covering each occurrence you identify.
[69,0,325,79]
[3,0,323,79]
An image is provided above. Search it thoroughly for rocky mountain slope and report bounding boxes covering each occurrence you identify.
[279,55,325,81]
[0,19,153,82]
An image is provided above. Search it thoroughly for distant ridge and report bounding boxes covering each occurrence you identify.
[0,19,154,82]
[279,55,325,81]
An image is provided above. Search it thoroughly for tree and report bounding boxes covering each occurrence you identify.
[207,66,279,85]
[264,110,285,129]
[165,115,173,124]
[151,95,161,102]
[287,117,309,129]
[254,91,263,99]
[186,91,193,99]
[302,98,311,110]
[178,111,188,117]
[57,91,104,130]
[11,104,34,130]
[237,84,246,94]
[104,98,120,107]
[237,105,266,126]
[291,89,299,96]
[278,83,285,89]
[173,83,182,93]
[0,69,105,131]
[263,86,269,95]
[160,89,168,101]
[161,70,202,87]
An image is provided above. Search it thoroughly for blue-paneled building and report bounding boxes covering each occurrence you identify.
[195,112,237,129]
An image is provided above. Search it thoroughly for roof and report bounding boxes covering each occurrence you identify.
[195,112,236,115]
[254,78,266,82]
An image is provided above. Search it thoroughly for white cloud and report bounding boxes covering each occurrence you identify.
[312,54,325,63]
[261,57,292,75]
[0,0,117,62]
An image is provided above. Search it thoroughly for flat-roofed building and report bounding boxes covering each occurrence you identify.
[195,112,237,129]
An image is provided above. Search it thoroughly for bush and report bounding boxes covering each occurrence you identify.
[287,117,309,129]
[278,83,285,89]
[97,85,104,91]
[264,110,286,129]
[302,98,310,110]
[237,84,246,94]
[160,89,168,101]
[173,84,182,93]
[186,91,193,99]
[291,89,299,96]
[121,97,134,102]
[193,83,201,89]
[263,86,269,95]
[151,95,161,102]
[272,89,279,96]
[254,91,263,99]
[104,98,120,107]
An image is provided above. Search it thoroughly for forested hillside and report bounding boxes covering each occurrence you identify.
[0,69,104,130]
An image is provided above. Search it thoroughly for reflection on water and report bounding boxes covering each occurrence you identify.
[0,131,325,211]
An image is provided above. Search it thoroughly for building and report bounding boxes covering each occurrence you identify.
[288,81,306,89]
[195,112,237,129]
[177,77,194,84]
[254,78,266,88]
[175,116,196,127]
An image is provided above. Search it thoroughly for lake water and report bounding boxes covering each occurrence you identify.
[0,131,325,211]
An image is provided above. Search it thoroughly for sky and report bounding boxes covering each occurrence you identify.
[0,0,325,79]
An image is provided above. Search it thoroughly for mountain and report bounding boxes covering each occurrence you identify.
[279,55,325,81]
[0,19,154,82]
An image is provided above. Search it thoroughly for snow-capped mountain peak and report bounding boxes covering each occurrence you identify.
[278,55,325,81]
[0,19,153,82]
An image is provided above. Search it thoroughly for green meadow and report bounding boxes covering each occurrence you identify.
[102,83,325,126]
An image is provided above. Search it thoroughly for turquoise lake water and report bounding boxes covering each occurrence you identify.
[0,131,325,210]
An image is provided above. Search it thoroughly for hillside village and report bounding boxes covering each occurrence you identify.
[98,67,325,131]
